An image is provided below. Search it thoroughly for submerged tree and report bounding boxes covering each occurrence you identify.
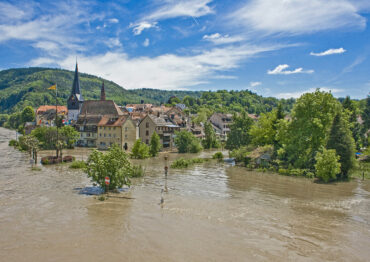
[149,131,161,157]
[86,144,133,191]
[203,121,219,149]
[131,139,150,159]
[174,130,203,153]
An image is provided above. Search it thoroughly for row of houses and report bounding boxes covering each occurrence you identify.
[31,63,249,151]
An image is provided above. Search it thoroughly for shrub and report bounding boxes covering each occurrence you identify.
[174,130,203,153]
[170,157,208,169]
[131,165,145,177]
[131,139,150,159]
[212,152,224,160]
[70,160,87,169]
[8,139,18,147]
[315,149,341,183]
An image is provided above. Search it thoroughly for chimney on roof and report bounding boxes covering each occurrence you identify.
[100,81,106,101]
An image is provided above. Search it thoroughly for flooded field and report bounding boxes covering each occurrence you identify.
[1,127,370,261]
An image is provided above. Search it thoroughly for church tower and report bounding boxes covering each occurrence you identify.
[67,62,84,121]
[100,82,106,101]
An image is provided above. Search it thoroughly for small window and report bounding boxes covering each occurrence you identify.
[104,127,106,130]
[104,133,106,137]
[99,133,101,137]
[146,122,149,128]
[109,127,111,130]
[125,127,128,131]
[113,134,116,138]
[125,134,127,138]
[146,130,149,136]
[146,139,149,144]
[109,134,111,137]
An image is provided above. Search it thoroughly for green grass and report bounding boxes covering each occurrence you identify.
[349,161,370,179]
[131,165,145,177]
[31,166,42,171]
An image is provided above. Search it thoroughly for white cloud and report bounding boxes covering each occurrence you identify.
[276,87,344,99]
[130,21,158,35]
[203,33,244,45]
[30,44,283,90]
[131,0,214,35]
[310,48,346,56]
[143,38,150,47]
[146,0,214,21]
[0,2,27,22]
[342,56,366,73]
[250,81,261,87]
[106,38,122,48]
[108,18,119,24]
[230,0,366,35]
[268,64,314,75]
[0,1,93,56]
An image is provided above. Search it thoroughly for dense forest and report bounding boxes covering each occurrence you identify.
[0,67,202,113]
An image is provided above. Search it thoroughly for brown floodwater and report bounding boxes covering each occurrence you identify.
[0,127,370,262]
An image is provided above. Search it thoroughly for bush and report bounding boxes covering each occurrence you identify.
[86,144,133,191]
[212,152,224,161]
[315,149,341,183]
[8,139,18,147]
[131,165,145,177]
[41,156,62,165]
[174,130,203,153]
[229,147,251,165]
[131,139,150,159]
[170,157,209,169]
[70,160,87,169]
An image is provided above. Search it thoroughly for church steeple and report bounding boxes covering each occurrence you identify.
[100,81,106,101]
[71,62,83,99]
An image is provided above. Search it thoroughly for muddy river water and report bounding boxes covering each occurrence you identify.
[0,127,370,261]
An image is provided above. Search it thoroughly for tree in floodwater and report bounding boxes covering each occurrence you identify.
[315,148,341,183]
[175,130,203,153]
[279,90,340,169]
[203,121,219,149]
[149,131,161,157]
[131,139,150,159]
[326,113,356,178]
[86,144,133,191]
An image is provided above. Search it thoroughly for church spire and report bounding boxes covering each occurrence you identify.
[100,81,106,101]
[71,62,83,99]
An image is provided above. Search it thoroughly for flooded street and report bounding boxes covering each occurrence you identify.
[1,127,370,262]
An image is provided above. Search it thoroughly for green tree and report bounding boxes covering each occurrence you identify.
[0,114,9,126]
[60,126,80,148]
[363,95,370,130]
[326,113,356,178]
[226,111,253,150]
[131,139,150,159]
[149,131,161,156]
[174,130,203,153]
[281,90,340,169]
[203,121,219,149]
[86,144,133,191]
[315,148,341,183]
[21,106,35,123]
[250,110,277,146]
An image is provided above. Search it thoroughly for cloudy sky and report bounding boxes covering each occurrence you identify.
[0,0,369,99]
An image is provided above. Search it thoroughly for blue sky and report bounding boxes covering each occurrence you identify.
[0,0,369,99]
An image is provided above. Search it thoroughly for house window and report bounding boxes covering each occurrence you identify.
[146,130,149,136]
[125,127,128,131]
[125,134,127,138]
[113,134,116,138]
[146,139,149,144]
[104,127,106,130]
[104,133,106,137]
[109,127,111,130]
[109,134,111,137]
[146,122,149,128]
[99,134,101,137]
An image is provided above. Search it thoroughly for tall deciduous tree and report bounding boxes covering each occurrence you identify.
[149,131,161,156]
[281,90,340,169]
[21,106,35,123]
[363,95,370,130]
[226,111,253,150]
[326,113,356,178]
[131,139,150,159]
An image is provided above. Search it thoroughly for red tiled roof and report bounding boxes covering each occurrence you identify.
[36,105,67,115]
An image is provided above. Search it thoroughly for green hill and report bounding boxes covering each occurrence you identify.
[0,67,202,113]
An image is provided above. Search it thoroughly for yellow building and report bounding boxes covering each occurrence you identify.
[97,116,138,150]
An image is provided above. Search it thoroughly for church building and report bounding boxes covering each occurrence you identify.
[67,63,84,121]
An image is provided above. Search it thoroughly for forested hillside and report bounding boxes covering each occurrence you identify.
[0,68,202,113]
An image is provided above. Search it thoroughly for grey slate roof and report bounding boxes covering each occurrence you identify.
[79,100,124,116]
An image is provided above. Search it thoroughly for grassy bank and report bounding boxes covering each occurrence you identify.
[349,161,370,179]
